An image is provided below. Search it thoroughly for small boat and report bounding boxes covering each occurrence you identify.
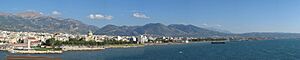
[182,40,189,43]
[178,51,183,54]
[211,42,225,44]
[11,50,15,53]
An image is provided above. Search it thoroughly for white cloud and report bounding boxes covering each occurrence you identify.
[132,12,150,19]
[52,11,61,15]
[88,14,113,20]
[200,23,223,27]
[215,24,223,27]
[202,23,208,26]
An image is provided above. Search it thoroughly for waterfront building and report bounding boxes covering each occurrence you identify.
[9,38,18,44]
[26,37,40,46]
[85,31,95,41]
[0,37,5,41]
[0,33,8,41]
[53,33,70,41]
[114,36,120,40]
[12,37,41,50]
[147,36,156,41]
[128,36,137,42]
[13,43,29,50]
[137,35,148,44]
[93,35,107,42]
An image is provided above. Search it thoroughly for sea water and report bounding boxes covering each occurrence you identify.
[1,39,300,60]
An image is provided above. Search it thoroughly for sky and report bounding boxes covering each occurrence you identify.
[0,0,300,33]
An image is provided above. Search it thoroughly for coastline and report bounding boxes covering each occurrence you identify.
[4,44,144,54]
[144,43,185,46]
[104,44,145,48]
[4,41,229,54]
[4,43,182,54]
[9,50,63,54]
[62,46,105,51]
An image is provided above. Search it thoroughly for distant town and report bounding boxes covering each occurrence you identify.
[0,30,273,54]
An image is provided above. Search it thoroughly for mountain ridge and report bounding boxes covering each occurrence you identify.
[1,12,300,39]
[95,23,228,37]
[0,13,99,34]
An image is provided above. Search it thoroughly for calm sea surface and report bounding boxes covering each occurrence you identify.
[1,39,300,60]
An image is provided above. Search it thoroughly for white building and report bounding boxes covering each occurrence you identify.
[137,35,148,44]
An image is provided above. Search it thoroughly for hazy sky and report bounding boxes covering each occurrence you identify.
[0,0,300,33]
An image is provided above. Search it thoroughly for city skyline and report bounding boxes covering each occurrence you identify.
[1,0,300,33]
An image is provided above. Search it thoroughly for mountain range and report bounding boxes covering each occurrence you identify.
[0,12,300,39]
[0,12,99,34]
[95,23,228,37]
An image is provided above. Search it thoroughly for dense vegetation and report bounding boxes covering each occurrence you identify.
[43,38,136,47]
[0,41,8,43]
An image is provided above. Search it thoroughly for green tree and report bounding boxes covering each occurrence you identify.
[17,39,24,43]
[45,38,56,46]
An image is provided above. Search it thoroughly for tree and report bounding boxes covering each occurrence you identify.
[45,38,56,46]
[54,40,63,46]
[17,39,24,43]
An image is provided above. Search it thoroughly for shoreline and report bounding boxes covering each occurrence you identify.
[4,41,227,54]
[1,39,292,54]
[4,43,180,54]
[62,46,105,51]
[104,44,144,48]
[9,50,63,54]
